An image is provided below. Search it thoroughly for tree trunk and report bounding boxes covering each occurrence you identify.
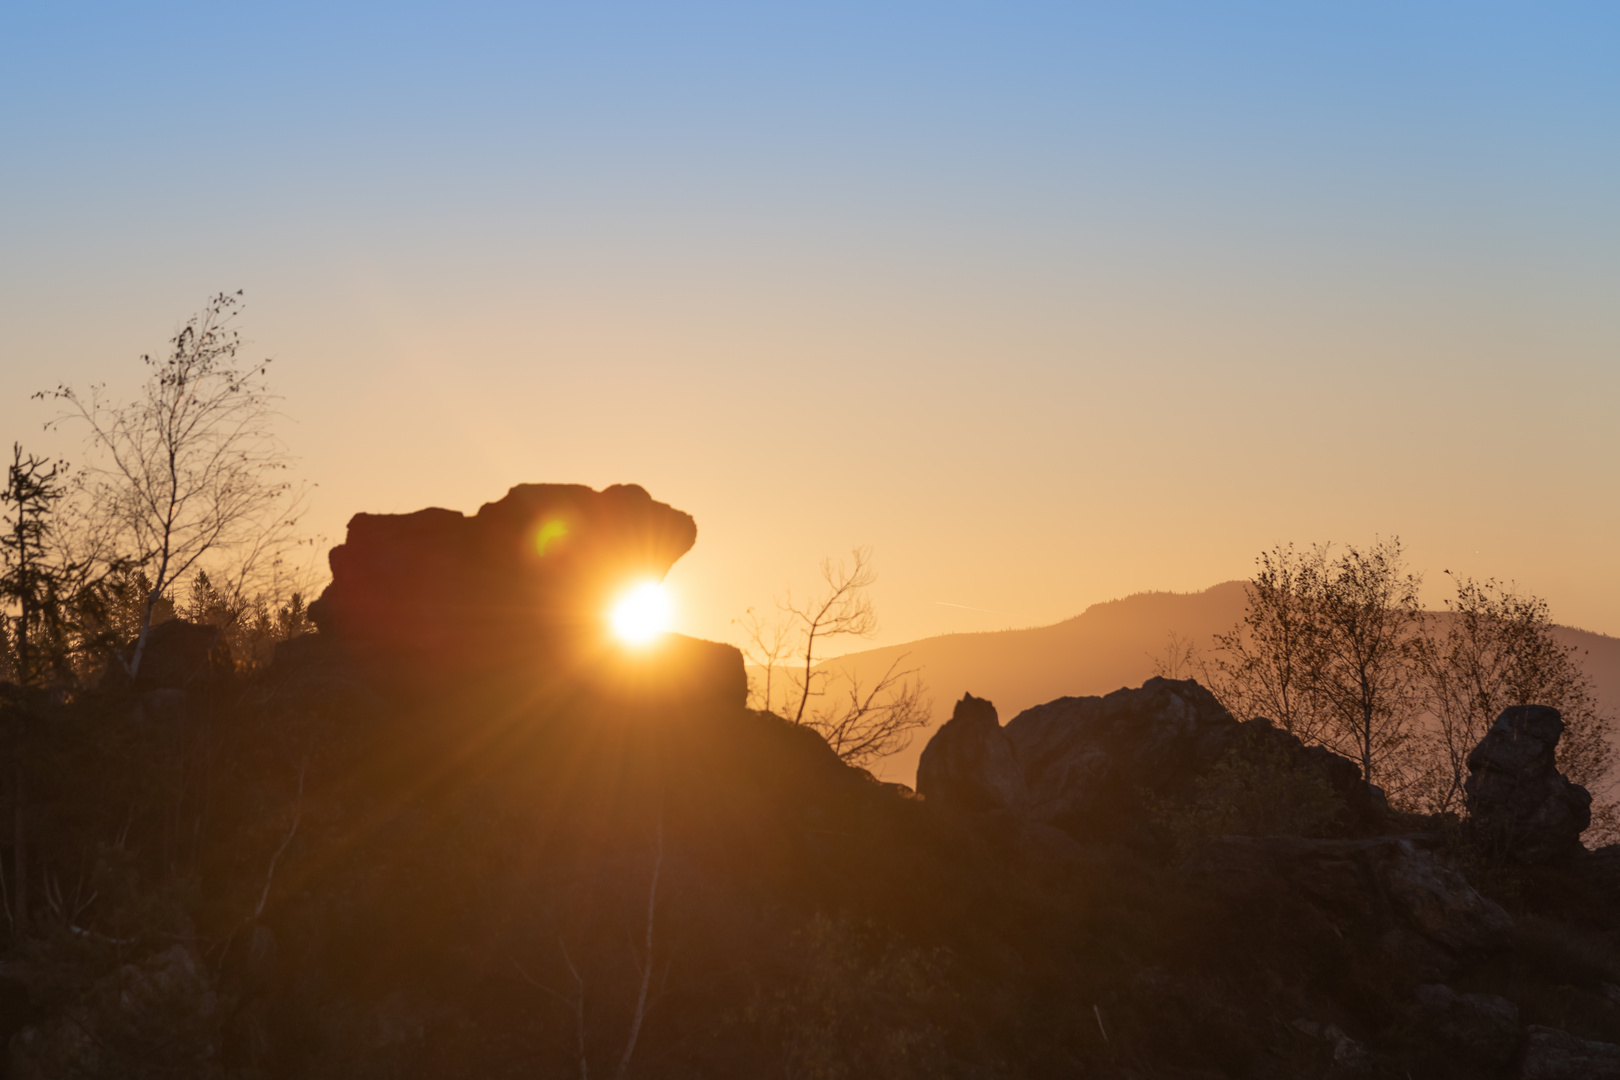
[13,762,26,934]
[127,588,161,679]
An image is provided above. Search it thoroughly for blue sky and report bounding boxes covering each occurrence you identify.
[3,2,1618,643]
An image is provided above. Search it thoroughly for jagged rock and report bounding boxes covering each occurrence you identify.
[915,677,1384,839]
[916,694,1026,811]
[1404,983,1520,1070]
[1466,705,1592,863]
[9,945,220,1079]
[1006,678,1235,832]
[1183,835,1512,963]
[1519,1025,1620,1079]
[1292,1019,1370,1076]
[309,483,698,674]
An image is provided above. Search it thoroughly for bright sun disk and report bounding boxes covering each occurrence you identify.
[610,582,672,645]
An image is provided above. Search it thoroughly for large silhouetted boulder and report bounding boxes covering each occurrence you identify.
[1519,1026,1620,1080]
[1465,705,1592,863]
[309,483,698,679]
[1400,983,1520,1072]
[1184,835,1512,982]
[916,694,1026,812]
[916,677,1385,842]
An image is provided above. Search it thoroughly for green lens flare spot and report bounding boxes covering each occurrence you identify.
[536,518,569,554]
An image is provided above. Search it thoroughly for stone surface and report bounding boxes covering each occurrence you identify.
[1407,983,1520,1068]
[915,677,1383,839]
[1183,834,1512,961]
[308,483,701,679]
[1466,705,1593,863]
[916,694,1026,812]
[1292,1019,1370,1077]
[1519,1025,1620,1080]
[9,945,219,1080]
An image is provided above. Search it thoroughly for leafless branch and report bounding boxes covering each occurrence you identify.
[613,812,662,1080]
[782,546,878,725]
[803,654,932,769]
[254,756,306,920]
[38,292,308,678]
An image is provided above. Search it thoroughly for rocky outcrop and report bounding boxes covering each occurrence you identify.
[916,694,1025,812]
[9,946,219,1080]
[916,677,1384,839]
[1183,835,1512,962]
[1403,983,1520,1071]
[1519,1025,1620,1080]
[307,483,702,679]
[1466,705,1592,863]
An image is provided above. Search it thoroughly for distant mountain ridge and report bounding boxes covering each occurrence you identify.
[790,581,1620,785]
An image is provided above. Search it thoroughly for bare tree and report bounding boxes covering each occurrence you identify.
[1208,540,1424,793]
[40,292,306,677]
[783,547,878,725]
[1416,574,1616,830]
[1309,539,1424,793]
[803,655,932,770]
[1147,630,1200,680]
[742,547,932,768]
[735,605,796,714]
[1205,545,1335,743]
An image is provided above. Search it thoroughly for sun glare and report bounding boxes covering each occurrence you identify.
[610,582,672,646]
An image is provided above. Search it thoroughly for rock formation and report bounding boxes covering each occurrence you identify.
[1403,983,1521,1072]
[915,694,1025,812]
[1466,704,1593,863]
[916,676,1383,839]
[306,483,724,689]
[1520,1025,1620,1080]
[1183,834,1512,979]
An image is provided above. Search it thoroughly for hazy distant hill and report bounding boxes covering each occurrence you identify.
[789,581,1620,785]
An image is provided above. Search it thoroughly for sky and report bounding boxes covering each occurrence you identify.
[3,2,1617,650]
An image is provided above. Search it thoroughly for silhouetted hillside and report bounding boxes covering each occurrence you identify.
[805,582,1620,785]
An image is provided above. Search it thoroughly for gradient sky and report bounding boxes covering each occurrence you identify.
[3,3,1617,650]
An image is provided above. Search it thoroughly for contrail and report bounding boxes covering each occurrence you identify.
[935,601,1018,617]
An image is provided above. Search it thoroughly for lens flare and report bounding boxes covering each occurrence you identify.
[610,582,672,645]
[535,518,569,554]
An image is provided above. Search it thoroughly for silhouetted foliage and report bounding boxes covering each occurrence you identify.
[736,913,950,1080]
[39,291,307,679]
[1206,544,1338,745]
[1415,574,1616,839]
[1212,541,1615,841]
[1148,732,1345,851]
[1,443,74,688]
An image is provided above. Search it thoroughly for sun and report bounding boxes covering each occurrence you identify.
[609,582,673,646]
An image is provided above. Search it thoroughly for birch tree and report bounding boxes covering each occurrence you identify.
[1209,539,1424,793]
[1416,574,1615,828]
[40,292,305,678]
[1308,539,1424,793]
